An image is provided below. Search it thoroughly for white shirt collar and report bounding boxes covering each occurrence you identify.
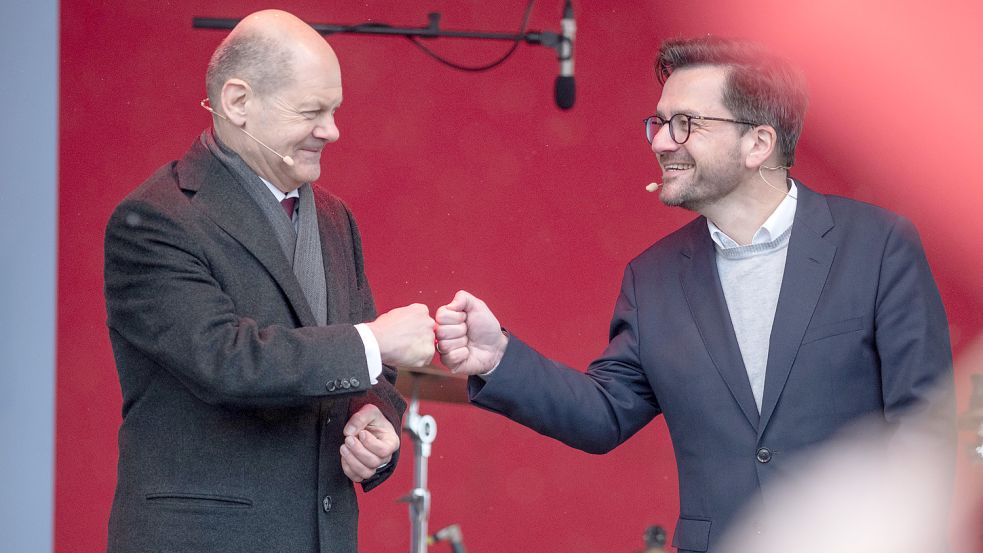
[708,181,798,249]
[260,177,300,202]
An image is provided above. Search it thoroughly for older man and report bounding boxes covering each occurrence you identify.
[104,10,432,553]
[436,36,953,552]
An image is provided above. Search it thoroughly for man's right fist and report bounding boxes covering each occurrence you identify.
[367,304,435,368]
[435,290,508,375]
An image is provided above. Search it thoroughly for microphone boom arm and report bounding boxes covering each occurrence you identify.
[194,8,574,109]
[193,13,566,51]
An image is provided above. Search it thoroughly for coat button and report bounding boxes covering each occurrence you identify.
[326,381,336,392]
[341,379,351,389]
[350,377,360,388]
[322,496,332,512]
[756,447,772,463]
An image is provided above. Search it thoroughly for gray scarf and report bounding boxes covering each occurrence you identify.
[201,130,328,326]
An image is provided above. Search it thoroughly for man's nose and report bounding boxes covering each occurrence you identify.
[314,114,340,143]
[650,123,678,155]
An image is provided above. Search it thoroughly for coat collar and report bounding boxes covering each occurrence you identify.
[174,136,319,327]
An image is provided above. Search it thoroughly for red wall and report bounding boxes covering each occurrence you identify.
[59,1,983,552]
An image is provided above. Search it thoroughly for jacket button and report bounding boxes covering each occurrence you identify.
[756,447,772,463]
[322,496,332,512]
[350,377,360,388]
[341,379,351,389]
[326,381,336,392]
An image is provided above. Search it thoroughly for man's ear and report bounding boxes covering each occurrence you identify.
[219,78,252,127]
[744,125,778,169]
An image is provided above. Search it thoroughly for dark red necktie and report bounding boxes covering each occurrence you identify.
[281,197,297,219]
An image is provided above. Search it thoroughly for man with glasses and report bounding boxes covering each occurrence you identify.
[434,36,953,552]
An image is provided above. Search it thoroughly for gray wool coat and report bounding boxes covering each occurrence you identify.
[104,136,405,553]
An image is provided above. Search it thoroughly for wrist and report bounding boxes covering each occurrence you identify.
[489,328,509,369]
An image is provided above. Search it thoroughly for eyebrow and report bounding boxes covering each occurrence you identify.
[297,97,342,111]
[655,109,701,119]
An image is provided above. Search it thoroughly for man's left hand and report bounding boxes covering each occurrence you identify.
[340,404,399,483]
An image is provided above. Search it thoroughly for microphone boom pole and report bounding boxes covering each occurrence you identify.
[193,10,573,108]
[195,13,561,47]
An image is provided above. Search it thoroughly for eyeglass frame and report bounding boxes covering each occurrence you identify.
[643,113,762,145]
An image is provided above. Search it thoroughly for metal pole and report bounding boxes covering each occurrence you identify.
[192,14,562,49]
[403,383,437,553]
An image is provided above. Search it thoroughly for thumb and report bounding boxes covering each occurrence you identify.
[344,404,382,436]
[450,289,481,314]
[444,290,469,312]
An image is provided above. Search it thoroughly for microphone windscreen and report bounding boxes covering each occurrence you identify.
[555,76,575,110]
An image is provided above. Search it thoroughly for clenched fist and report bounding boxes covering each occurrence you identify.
[435,290,508,375]
[367,303,435,368]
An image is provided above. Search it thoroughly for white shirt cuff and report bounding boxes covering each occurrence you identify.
[354,323,382,385]
[477,363,498,380]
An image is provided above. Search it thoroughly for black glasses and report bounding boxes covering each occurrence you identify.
[644,113,761,145]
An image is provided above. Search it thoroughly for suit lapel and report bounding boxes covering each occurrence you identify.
[176,140,319,327]
[679,221,761,429]
[757,182,836,433]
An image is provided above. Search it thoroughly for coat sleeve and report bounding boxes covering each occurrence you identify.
[104,196,373,409]
[469,263,662,454]
[874,215,955,447]
[337,205,407,491]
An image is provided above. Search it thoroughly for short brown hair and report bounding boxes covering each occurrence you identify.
[656,36,808,166]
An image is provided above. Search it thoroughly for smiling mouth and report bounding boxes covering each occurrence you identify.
[661,163,694,177]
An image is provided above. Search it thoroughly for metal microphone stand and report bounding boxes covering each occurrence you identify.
[401,381,437,553]
[386,365,469,553]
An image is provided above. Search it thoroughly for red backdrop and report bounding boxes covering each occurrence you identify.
[59,1,982,552]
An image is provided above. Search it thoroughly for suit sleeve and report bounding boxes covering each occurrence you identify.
[339,206,407,491]
[104,197,372,409]
[469,263,662,454]
[874,216,955,449]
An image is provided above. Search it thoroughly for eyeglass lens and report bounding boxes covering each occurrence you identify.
[645,114,691,145]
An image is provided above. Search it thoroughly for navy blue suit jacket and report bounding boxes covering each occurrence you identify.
[470,181,953,552]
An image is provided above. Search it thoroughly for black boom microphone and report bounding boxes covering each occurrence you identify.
[554,0,576,110]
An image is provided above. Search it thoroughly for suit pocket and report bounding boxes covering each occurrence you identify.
[672,516,711,552]
[801,316,864,345]
[145,492,253,509]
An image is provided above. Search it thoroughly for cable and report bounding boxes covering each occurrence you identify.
[405,1,535,72]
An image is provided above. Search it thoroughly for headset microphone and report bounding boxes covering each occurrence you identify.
[199,99,294,166]
[645,182,661,192]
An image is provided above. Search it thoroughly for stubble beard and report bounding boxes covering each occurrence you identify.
[660,145,743,212]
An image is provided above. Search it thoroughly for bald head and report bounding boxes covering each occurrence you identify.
[205,10,339,109]
[204,10,344,192]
